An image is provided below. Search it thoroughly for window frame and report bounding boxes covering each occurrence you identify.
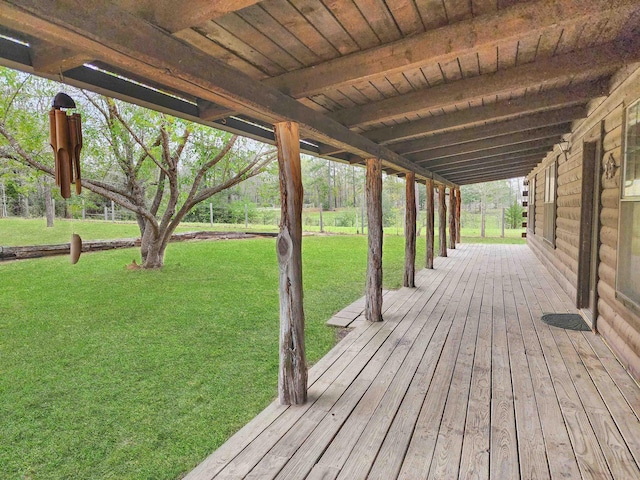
[616,98,640,313]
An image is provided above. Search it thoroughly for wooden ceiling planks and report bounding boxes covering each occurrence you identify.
[1,0,638,187]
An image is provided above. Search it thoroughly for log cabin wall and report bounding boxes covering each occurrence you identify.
[527,64,640,380]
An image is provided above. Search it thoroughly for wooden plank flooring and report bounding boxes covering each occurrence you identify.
[185,244,640,480]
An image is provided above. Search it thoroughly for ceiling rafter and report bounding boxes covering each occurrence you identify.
[264,0,639,98]
[414,140,559,166]
[329,41,639,127]
[363,81,608,145]
[391,106,586,155]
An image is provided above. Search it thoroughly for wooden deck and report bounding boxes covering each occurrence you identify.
[185,244,640,480]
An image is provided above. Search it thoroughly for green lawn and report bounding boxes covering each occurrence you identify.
[0,234,430,479]
[0,217,524,247]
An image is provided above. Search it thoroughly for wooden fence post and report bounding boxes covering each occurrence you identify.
[439,185,447,257]
[404,172,416,288]
[449,188,456,249]
[274,121,307,405]
[426,178,435,269]
[365,158,383,322]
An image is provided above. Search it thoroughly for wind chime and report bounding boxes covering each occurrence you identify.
[49,92,83,264]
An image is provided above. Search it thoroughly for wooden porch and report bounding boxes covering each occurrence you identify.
[186,243,640,480]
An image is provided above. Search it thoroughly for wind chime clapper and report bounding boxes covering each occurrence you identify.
[49,92,82,199]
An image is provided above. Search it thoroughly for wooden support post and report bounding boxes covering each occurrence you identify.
[365,158,383,322]
[439,185,447,257]
[449,187,456,249]
[274,121,307,405]
[425,178,435,269]
[404,172,416,288]
[456,187,461,244]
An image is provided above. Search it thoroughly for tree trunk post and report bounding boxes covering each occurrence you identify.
[319,202,324,232]
[449,187,456,250]
[365,158,383,322]
[209,202,213,226]
[274,121,307,406]
[501,207,505,238]
[111,200,115,222]
[425,178,435,269]
[404,172,416,288]
[438,185,447,257]
[456,188,461,244]
[0,181,6,218]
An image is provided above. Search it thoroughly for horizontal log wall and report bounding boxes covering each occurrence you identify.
[527,64,640,380]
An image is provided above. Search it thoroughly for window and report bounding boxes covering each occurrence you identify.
[543,159,557,245]
[617,99,640,309]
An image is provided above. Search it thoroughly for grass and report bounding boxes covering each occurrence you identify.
[0,234,428,479]
[0,217,525,247]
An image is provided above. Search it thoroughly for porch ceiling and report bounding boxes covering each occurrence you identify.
[1,0,639,185]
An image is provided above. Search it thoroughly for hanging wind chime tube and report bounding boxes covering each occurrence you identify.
[48,92,82,199]
[48,92,83,264]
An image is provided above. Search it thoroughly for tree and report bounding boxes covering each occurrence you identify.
[0,69,275,267]
[505,201,524,229]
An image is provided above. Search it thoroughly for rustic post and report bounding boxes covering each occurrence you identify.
[274,121,307,405]
[449,188,456,249]
[425,178,435,269]
[404,172,416,287]
[456,188,461,243]
[366,158,383,322]
[438,185,447,257]
[209,202,213,226]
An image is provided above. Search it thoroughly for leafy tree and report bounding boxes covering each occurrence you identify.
[505,201,524,229]
[0,68,275,267]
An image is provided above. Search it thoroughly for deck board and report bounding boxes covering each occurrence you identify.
[185,244,640,480]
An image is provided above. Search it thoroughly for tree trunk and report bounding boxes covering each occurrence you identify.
[365,158,383,322]
[404,172,416,288]
[449,188,456,249]
[327,160,333,211]
[439,185,447,257]
[274,122,307,405]
[481,199,486,238]
[44,178,54,227]
[426,178,434,269]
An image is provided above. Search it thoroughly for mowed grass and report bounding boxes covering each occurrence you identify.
[0,217,524,247]
[0,234,428,479]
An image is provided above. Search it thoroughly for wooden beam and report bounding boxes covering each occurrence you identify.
[0,0,454,187]
[416,143,555,167]
[455,188,461,244]
[117,0,262,33]
[434,155,545,176]
[197,99,233,121]
[425,178,435,269]
[450,166,534,184]
[274,121,306,405]
[29,39,91,74]
[431,152,546,175]
[330,41,637,127]
[404,172,416,288]
[449,188,457,249]
[391,106,587,155]
[364,82,607,144]
[409,124,569,162]
[264,0,638,98]
[365,158,383,322]
[438,185,447,257]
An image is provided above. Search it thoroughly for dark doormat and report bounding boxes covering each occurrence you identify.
[541,313,591,331]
